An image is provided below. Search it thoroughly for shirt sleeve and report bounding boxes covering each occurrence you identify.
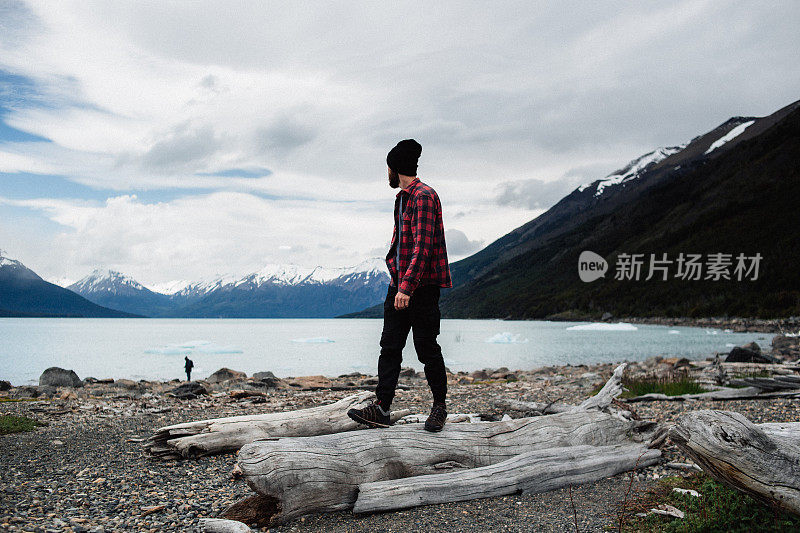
[398,193,435,295]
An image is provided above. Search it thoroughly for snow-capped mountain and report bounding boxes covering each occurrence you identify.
[0,251,133,317]
[435,98,800,320]
[69,269,149,296]
[67,269,172,317]
[63,258,390,318]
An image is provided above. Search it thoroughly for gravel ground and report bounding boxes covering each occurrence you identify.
[2,361,799,532]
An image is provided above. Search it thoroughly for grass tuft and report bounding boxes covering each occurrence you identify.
[0,414,48,434]
[591,373,708,398]
[621,473,800,532]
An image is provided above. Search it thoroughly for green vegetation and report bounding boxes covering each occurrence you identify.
[622,473,800,532]
[620,376,707,398]
[0,414,48,434]
[592,374,708,398]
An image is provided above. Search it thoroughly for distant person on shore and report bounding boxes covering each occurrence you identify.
[347,139,452,432]
[184,356,194,381]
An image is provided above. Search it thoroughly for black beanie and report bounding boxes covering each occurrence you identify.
[386,139,422,176]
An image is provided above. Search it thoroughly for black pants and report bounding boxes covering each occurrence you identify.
[376,284,447,407]
[185,370,191,381]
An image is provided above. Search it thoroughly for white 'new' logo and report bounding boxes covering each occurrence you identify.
[578,251,608,282]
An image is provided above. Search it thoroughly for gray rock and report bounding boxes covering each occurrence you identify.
[257,377,281,388]
[168,382,209,399]
[39,367,83,388]
[207,368,247,383]
[399,367,416,378]
[601,312,613,321]
[10,385,40,399]
[741,341,761,354]
[470,370,490,380]
[253,371,276,380]
[725,346,779,364]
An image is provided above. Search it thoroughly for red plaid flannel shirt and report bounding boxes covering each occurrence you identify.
[386,178,452,295]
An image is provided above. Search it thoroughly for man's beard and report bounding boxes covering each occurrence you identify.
[388,169,400,189]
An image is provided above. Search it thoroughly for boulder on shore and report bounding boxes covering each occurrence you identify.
[725,346,779,364]
[39,367,83,388]
[207,368,247,383]
[168,382,210,399]
[0,380,11,391]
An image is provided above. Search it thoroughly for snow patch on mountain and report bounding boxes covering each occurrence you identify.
[0,252,20,268]
[579,145,686,197]
[152,258,389,296]
[704,120,755,154]
[148,279,194,295]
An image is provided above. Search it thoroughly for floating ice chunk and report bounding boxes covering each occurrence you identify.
[146,340,242,354]
[668,330,681,335]
[705,329,719,335]
[291,337,335,343]
[178,340,212,348]
[145,346,192,355]
[566,322,638,331]
[725,343,736,348]
[196,344,243,354]
[485,332,529,344]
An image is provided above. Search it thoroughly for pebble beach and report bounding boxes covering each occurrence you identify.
[2,335,800,532]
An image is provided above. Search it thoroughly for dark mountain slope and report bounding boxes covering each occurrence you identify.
[0,254,137,318]
[441,101,800,318]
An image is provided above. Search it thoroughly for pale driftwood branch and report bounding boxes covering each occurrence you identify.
[232,409,657,527]
[576,363,626,411]
[493,363,627,416]
[353,443,660,514]
[144,391,410,459]
[198,518,252,532]
[624,386,800,403]
[669,410,800,516]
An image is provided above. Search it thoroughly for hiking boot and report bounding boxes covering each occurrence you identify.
[424,402,447,432]
[347,401,391,428]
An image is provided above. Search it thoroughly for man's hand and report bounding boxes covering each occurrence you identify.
[394,291,410,310]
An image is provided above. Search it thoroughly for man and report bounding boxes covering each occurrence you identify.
[184,356,194,382]
[348,139,452,432]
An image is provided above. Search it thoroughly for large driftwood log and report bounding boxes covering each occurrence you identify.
[624,386,800,403]
[230,364,655,527]
[232,411,656,526]
[144,391,409,459]
[669,410,800,516]
[353,443,660,513]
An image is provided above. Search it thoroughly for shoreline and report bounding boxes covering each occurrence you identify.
[2,314,798,335]
[2,346,799,531]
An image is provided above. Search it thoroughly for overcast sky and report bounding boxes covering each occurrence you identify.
[1,1,798,287]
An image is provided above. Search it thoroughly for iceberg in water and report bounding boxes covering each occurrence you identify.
[144,346,193,355]
[195,344,243,354]
[177,340,212,348]
[668,330,681,335]
[291,337,335,343]
[566,322,638,332]
[145,341,243,355]
[486,332,529,344]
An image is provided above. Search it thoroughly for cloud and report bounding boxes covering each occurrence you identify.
[445,229,484,257]
[494,162,617,210]
[0,191,392,284]
[0,1,798,280]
